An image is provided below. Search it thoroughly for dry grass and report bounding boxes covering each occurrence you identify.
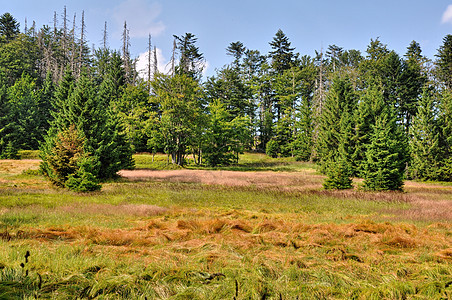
[0,159,40,175]
[1,157,452,298]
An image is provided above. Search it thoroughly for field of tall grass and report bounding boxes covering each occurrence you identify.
[0,153,451,299]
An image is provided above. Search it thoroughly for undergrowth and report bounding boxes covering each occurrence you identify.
[0,156,451,298]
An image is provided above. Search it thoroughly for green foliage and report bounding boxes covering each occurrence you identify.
[113,82,153,152]
[0,13,20,43]
[0,33,39,85]
[316,75,357,172]
[265,138,279,158]
[65,166,101,192]
[363,106,406,191]
[43,125,87,186]
[269,29,295,74]
[7,73,43,150]
[204,66,254,119]
[408,87,442,180]
[40,70,133,191]
[1,141,19,159]
[151,73,205,166]
[435,34,452,89]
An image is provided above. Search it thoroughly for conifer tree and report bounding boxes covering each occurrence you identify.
[41,70,133,190]
[316,75,356,172]
[0,78,19,158]
[323,108,354,189]
[408,87,441,180]
[353,82,385,176]
[269,29,295,74]
[435,34,452,89]
[363,105,406,191]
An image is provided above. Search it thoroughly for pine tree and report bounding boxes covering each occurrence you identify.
[435,35,452,89]
[323,108,354,189]
[40,70,133,190]
[408,87,441,180]
[7,73,42,149]
[316,75,356,172]
[269,29,295,74]
[0,13,20,43]
[353,82,385,176]
[363,106,406,191]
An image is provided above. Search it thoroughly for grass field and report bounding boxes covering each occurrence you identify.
[0,153,451,299]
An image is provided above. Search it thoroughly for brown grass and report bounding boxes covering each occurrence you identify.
[0,159,40,175]
[58,203,168,217]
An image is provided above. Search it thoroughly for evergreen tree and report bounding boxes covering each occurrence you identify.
[0,77,19,158]
[226,41,246,68]
[408,87,441,180]
[0,13,20,43]
[174,33,204,79]
[435,34,452,89]
[353,82,385,176]
[316,75,357,172]
[323,108,354,189]
[437,89,452,180]
[41,71,133,190]
[204,66,254,119]
[7,73,42,149]
[399,41,427,132]
[293,55,317,161]
[363,106,406,191]
[269,29,295,74]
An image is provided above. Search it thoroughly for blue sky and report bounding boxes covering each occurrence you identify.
[3,0,452,77]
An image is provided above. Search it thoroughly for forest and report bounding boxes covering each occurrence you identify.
[1,10,452,191]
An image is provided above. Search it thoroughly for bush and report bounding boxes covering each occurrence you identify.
[265,139,279,158]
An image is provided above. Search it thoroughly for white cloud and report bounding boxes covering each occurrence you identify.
[136,48,172,78]
[112,0,165,38]
[442,5,452,24]
[136,49,210,79]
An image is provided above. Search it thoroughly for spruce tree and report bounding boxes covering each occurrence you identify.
[435,35,452,89]
[40,70,133,190]
[323,109,354,189]
[316,75,356,173]
[353,82,385,176]
[408,87,441,180]
[363,105,406,191]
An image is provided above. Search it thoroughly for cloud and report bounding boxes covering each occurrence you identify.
[442,5,452,24]
[136,49,210,79]
[112,0,165,38]
[136,48,172,78]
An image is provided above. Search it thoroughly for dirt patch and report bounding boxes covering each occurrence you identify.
[0,159,40,175]
[118,169,323,189]
[118,169,452,222]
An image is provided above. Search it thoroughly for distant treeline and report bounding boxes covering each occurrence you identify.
[1,10,452,190]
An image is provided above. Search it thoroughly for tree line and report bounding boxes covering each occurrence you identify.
[1,10,452,191]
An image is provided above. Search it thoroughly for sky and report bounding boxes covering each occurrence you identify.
[2,0,452,78]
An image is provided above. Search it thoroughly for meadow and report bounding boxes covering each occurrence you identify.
[0,152,451,299]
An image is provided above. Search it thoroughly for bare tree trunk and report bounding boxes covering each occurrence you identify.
[147,34,152,83]
[103,21,108,49]
[70,13,76,74]
[170,38,176,76]
[78,10,86,77]
[122,21,131,83]
[153,46,158,75]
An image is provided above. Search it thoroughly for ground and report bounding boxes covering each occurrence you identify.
[0,155,451,299]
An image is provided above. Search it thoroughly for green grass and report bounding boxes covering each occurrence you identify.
[0,155,451,299]
[133,152,316,172]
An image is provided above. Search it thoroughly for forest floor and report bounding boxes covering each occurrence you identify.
[0,154,451,299]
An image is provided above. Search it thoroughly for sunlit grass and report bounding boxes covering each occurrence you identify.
[133,152,316,172]
[0,156,451,298]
